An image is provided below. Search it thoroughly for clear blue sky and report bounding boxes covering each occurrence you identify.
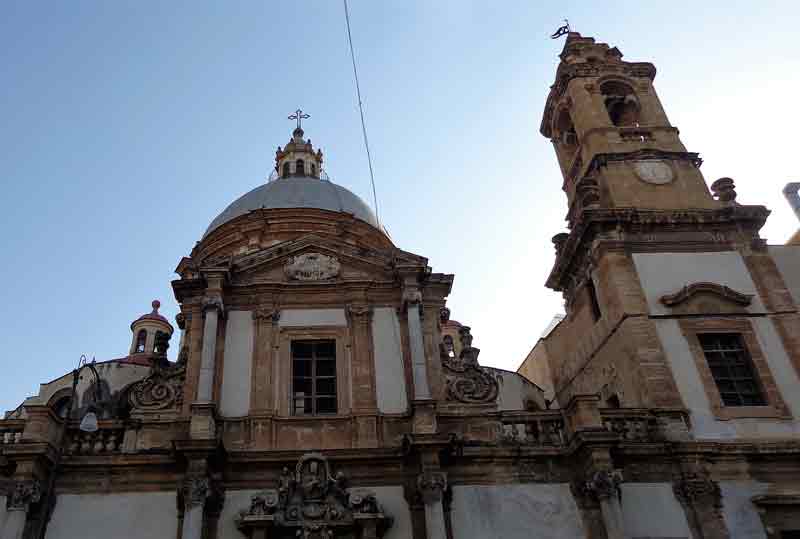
[2,1,798,413]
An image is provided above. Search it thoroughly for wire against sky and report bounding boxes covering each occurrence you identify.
[343,0,380,226]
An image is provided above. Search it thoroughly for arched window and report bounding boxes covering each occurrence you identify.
[135,329,147,353]
[555,109,577,147]
[310,163,317,177]
[600,81,640,127]
[282,162,291,178]
[295,159,305,176]
[53,396,72,419]
[443,335,455,358]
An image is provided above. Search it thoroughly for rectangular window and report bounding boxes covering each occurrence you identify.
[291,339,337,416]
[698,333,766,407]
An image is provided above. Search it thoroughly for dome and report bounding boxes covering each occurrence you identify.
[204,176,383,237]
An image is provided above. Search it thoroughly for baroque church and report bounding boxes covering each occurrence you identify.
[3,32,800,539]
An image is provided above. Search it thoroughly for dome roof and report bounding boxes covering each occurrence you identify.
[204,176,383,238]
[131,300,173,332]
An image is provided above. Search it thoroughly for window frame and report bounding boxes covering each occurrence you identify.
[697,332,766,407]
[291,339,338,416]
[679,318,791,420]
[276,327,350,418]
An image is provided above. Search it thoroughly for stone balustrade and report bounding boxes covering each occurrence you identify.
[0,420,24,445]
[600,408,657,442]
[500,411,567,446]
[64,420,125,455]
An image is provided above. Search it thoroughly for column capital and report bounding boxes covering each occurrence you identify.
[584,469,623,501]
[347,304,373,324]
[7,479,42,512]
[253,306,280,323]
[202,294,224,315]
[417,471,447,504]
[182,475,210,509]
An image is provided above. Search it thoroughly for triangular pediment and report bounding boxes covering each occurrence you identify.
[228,234,410,284]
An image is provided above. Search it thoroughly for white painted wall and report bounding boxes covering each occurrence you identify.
[216,486,411,539]
[633,251,766,315]
[220,310,254,417]
[655,318,800,439]
[620,483,692,538]
[720,481,769,539]
[486,367,546,411]
[770,245,800,306]
[451,484,584,539]
[371,308,408,414]
[45,492,177,539]
[278,308,347,327]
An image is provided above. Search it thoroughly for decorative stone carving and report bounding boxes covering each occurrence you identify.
[237,453,393,538]
[441,327,499,404]
[284,253,340,281]
[633,160,674,185]
[439,307,450,325]
[128,357,187,411]
[402,287,422,306]
[710,177,737,204]
[417,472,447,504]
[7,479,42,511]
[659,281,753,307]
[552,232,569,255]
[576,176,601,207]
[182,476,210,508]
[584,470,623,501]
[673,473,722,508]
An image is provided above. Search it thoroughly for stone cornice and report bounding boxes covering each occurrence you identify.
[546,205,771,294]
[660,281,753,307]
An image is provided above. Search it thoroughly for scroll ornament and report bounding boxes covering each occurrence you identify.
[441,327,499,404]
[128,353,187,411]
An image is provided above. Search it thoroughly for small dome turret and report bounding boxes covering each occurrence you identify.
[129,299,174,358]
[275,109,323,179]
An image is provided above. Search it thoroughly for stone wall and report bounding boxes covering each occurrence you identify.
[620,483,692,538]
[371,307,408,414]
[220,310,254,417]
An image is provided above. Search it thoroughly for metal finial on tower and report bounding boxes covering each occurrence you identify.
[288,108,310,130]
[550,19,570,39]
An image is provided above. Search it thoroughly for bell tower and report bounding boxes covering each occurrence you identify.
[538,32,772,411]
[541,32,716,228]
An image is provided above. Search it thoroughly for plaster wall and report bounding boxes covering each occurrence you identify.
[655,318,800,439]
[720,480,770,539]
[450,484,584,539]
[371,307,408,414]
[216,486,411,539]
[769,245,800,306]
[632,251,766,315]
[220,310,254,417]
[278,308,347,327]
[0,495,6,533]
[486,367,545,411]
[45,492,178,539]
[620,483,692,538]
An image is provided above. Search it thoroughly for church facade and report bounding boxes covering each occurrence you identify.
[2,32,800,539]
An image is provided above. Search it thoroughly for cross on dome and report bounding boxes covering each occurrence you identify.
[288,108,310,130]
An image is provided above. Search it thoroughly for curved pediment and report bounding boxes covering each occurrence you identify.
[659,281,753,307]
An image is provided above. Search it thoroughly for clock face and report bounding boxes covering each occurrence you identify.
[633,160,674,185]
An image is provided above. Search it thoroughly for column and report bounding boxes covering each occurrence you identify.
[1,480,41,539]
[585,470,628,539]
[418,472,447,539]
[197,297,222,402]
[404,288,431,400]
[181,476,209,539]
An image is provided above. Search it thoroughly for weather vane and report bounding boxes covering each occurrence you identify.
[550,19,570,39]
[288,108,310,129]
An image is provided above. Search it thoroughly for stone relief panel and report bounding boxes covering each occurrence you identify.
[237,453,393,538]
[284,253,341,281]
